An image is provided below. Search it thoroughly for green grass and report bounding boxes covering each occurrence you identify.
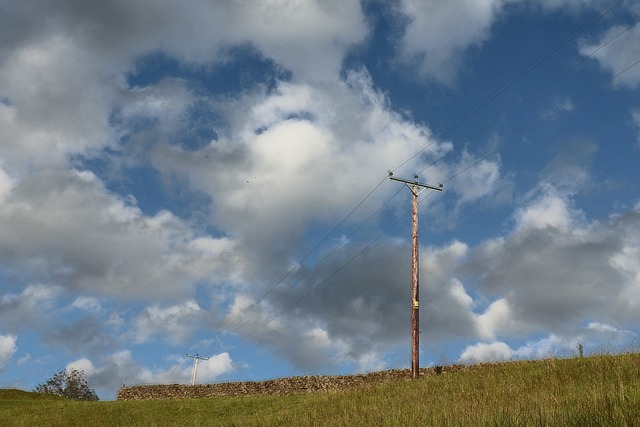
[2,353,639,426]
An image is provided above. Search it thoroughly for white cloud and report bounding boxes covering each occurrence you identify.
[399,0,513,82]
[398,0,638,83]
[461,322,637,365]
[0,35,121,176]
[579,21,640,89]
[463,187,640,338]
[475,298,516,340]
[152,72,455,278]
[610,242,640,314]
[0,170,239,299]
[0,334,17,372]
[229,239,481,372]
[0,0,367,181]
[117,78,195,133]
[586,321,632,337]
[67,358,98,377]
[450,279,473,309]
[70,297,103,312]
[447,151,503,205]
[511,334,574,359]
[459,341,513,363]
[216,0,367,81]
[0,285,62,331]
[195,353,235,383]
[515,186,575,230]
[133,301,203,344]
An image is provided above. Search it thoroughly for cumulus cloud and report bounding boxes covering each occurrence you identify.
[70,296,103,313]
[67,357,98,377]
[0,170,238,299]
[399,0,514,82]
[515,186,575,230]
[459,341,512,363]
[217,238,485,372]
[397,0,637,83]
[0,285,62,331]
[0,334,17,372]
[195,353,236,382]
[133,300,203,344]
[579,21,640,89]
[475,298,517,340]
[446,151,504,205]
[462,187,640,339]
[458,334,578,364]
[152,71,457,284]
[46,317,118,355]
[0,0,367,179]
[225,211,623,373]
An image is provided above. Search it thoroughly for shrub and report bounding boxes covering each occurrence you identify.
[34,368,99,401]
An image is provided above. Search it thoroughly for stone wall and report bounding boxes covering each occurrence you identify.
[117,365,470,400]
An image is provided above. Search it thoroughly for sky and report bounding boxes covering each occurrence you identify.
[1,0,639,400]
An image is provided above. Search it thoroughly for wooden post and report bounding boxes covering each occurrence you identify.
[389,172,442,380]
[411,181,420,379]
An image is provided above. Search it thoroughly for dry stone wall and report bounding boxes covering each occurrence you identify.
[117,365,470,400]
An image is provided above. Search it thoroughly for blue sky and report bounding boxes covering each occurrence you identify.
[1,0,639,400]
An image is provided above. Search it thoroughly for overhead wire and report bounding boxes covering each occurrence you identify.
[199,0,634,354]
[221,47,640,354]
[217,5,632,346]
[205,174,391,347]
[229,198,411,346]
[226,185,405,338]
[390,0,624,177]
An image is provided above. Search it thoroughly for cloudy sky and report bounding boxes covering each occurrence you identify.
[1,0,639,399]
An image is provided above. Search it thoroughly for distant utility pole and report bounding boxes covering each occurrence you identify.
[186,353,210,386]
[389,172,442,379]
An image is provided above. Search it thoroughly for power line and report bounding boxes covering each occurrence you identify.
[206,174,391,347]
[201,0,635,356]
[390,0,624,177]
[227,185,406,340]
[228,198,413,347]
[220,49,640,354]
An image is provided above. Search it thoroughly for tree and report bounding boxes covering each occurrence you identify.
[34,368,99,401]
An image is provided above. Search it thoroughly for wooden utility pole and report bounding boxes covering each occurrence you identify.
[389,172,442,379]
[186,353,210,386]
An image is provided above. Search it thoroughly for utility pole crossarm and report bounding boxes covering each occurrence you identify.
[389,175,443,192]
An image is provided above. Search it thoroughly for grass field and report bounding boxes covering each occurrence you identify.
[1,353,639,426]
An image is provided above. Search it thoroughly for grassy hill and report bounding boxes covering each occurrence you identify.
[1,353,639,426]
